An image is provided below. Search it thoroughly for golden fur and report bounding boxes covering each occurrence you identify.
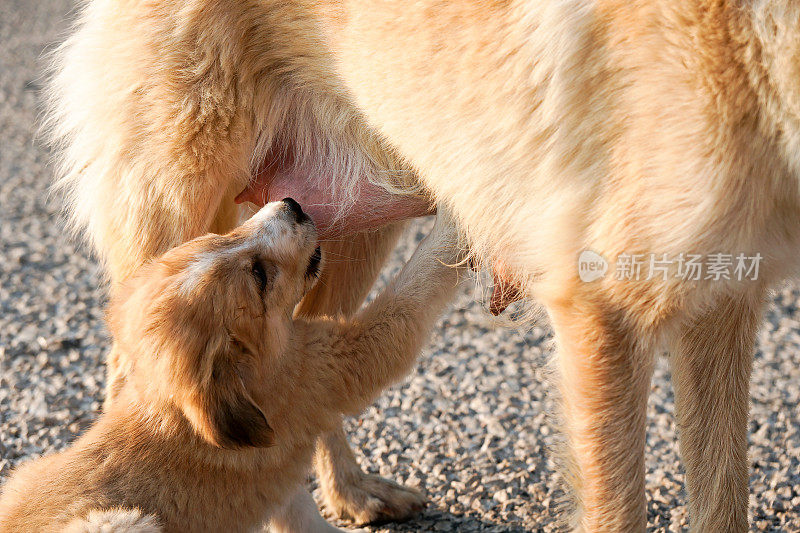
[41,0,800,530]
[0,202,463,532]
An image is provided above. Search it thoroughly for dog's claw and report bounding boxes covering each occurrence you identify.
[321,473,426,525]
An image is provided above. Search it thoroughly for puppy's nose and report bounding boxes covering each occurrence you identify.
[282,198,309,224]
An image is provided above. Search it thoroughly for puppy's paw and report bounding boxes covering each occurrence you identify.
[64,508,161,532]
[321,472,426,525]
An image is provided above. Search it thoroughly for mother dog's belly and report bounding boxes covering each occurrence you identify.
[325,0,612,289]
[324,0,800,301]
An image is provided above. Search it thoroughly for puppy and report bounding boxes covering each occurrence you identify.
[0,200,463,533]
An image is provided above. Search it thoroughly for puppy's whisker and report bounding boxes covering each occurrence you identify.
[318,251,361,260]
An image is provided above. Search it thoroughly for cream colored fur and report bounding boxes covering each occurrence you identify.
[0,203,463,532]
[43,0,800,530]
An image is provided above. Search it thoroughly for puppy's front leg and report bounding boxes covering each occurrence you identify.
[269,487,363,533]
[293,212,464,418]
[297,225,427,524]
[313,423,425,524]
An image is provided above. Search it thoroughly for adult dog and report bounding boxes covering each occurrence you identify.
[47,0,800,531]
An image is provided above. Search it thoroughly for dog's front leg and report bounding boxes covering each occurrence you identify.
[548,298,656,532]
[295,224,426,524]
[670,290,763,532]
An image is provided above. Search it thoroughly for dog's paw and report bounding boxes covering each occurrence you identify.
[64,508,161,532]
[321,472,426,525]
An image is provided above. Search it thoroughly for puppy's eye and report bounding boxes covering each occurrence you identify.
[251,260,269,292]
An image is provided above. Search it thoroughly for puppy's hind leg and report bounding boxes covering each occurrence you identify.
[295,224,427,524]
[670,290,764,532]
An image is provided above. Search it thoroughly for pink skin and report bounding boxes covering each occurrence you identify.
[235,161,434,241]
[235,161,523,312]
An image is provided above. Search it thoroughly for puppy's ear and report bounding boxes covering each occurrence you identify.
[182,344,274,449]
[204,370,275,449]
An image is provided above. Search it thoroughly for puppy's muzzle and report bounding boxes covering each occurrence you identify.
[282,197,310,224]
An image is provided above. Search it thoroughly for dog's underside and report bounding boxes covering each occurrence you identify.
[46,0,800,530]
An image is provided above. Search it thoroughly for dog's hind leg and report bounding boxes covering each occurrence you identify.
[548,297,656,532]
[669,290,764,532]
[294,224,427,524]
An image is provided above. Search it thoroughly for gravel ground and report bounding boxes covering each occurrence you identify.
[1,2,800,532]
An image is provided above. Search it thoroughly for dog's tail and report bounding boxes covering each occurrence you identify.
[64,508,161,533]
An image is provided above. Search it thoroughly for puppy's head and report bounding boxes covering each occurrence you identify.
[109,199,321,449]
